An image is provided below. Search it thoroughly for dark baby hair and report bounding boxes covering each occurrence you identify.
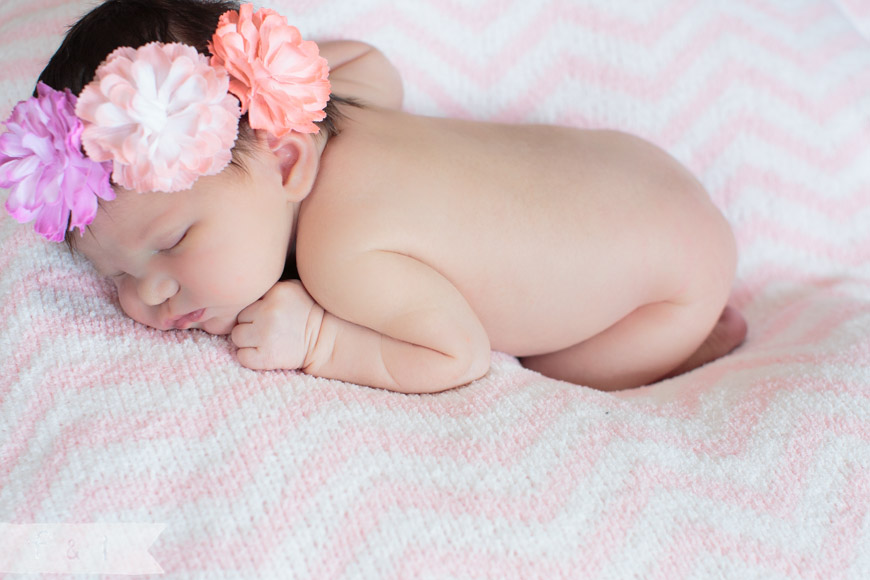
[37,0,351,254]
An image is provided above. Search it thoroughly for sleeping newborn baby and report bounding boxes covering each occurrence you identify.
[1,0,746,393]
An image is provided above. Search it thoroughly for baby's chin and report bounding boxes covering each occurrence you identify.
[198,315,237,336]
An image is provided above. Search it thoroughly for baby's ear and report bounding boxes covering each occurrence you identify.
[258,130,321,202]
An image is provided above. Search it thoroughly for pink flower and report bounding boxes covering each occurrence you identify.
[209,4,331,136]
[76,42,241,193]
[0,82,114,242]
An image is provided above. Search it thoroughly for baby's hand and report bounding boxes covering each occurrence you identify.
[231,280,323,371]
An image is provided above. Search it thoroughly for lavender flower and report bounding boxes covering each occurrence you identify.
[0,82,114,242]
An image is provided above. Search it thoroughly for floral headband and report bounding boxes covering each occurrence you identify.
[0,3,330,242]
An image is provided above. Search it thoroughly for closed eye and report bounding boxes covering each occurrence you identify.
[101,227,189,278]
[160,229,189,253]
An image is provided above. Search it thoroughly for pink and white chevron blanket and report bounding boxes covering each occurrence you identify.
[2,0,869,578]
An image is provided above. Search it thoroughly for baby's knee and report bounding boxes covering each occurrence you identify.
[669,202,738,333]
[682,192,737,301]
[703,205,738,303]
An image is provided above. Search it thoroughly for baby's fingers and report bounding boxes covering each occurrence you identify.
[235,300,262,325]
[232,323,281,370]
[230,321,258,348]
[236,346,270,370]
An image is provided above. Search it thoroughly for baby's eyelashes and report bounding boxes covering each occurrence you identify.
[94,227,190,282]
[158,229,189,254]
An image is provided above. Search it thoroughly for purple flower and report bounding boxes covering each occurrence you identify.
[0,82,114,242]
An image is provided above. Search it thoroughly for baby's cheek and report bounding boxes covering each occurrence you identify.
[192,249,276,304]
[115,279,154,328]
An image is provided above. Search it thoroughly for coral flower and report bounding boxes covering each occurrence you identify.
[0,82,114,242]
[76,42,241,193]
[210,3,331,136]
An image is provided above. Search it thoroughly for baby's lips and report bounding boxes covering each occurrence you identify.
[168,308,206,330]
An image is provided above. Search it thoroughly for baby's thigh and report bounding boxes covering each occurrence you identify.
[519,293,723,389]
[520,226,737,389]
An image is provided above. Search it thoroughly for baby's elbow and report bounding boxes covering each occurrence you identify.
[365,46,404,110]
[467,337,493,382]
[449,344,491,390]
[326,42,404,110]
[406,333,491,394]
[422,351,490,394]
[447,325,492,386]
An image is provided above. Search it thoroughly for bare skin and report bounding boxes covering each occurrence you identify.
[659,305,747,382]
[293,104,744,392]
[77,41,746,394]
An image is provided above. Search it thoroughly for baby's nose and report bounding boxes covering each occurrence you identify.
[137,274,179,306]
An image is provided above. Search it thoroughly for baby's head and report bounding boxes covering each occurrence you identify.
[0,0,342,334]
[38,0,345,182]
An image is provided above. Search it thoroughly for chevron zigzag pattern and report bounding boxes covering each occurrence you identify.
[1,0,869,578]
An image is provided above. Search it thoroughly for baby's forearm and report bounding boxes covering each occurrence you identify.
[303,308,488,394]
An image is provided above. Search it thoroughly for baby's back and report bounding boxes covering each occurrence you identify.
[297,105,733,357]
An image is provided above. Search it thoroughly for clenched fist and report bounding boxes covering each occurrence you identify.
[231,280,324,371]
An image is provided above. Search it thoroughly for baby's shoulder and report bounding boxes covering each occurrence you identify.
[294,190,382,277]
[294,198,392,312]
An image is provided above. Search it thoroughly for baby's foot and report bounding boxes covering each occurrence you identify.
[661,305,747,380]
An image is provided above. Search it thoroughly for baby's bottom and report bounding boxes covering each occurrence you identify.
[520,225,745,391]
[520,301,746,390]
